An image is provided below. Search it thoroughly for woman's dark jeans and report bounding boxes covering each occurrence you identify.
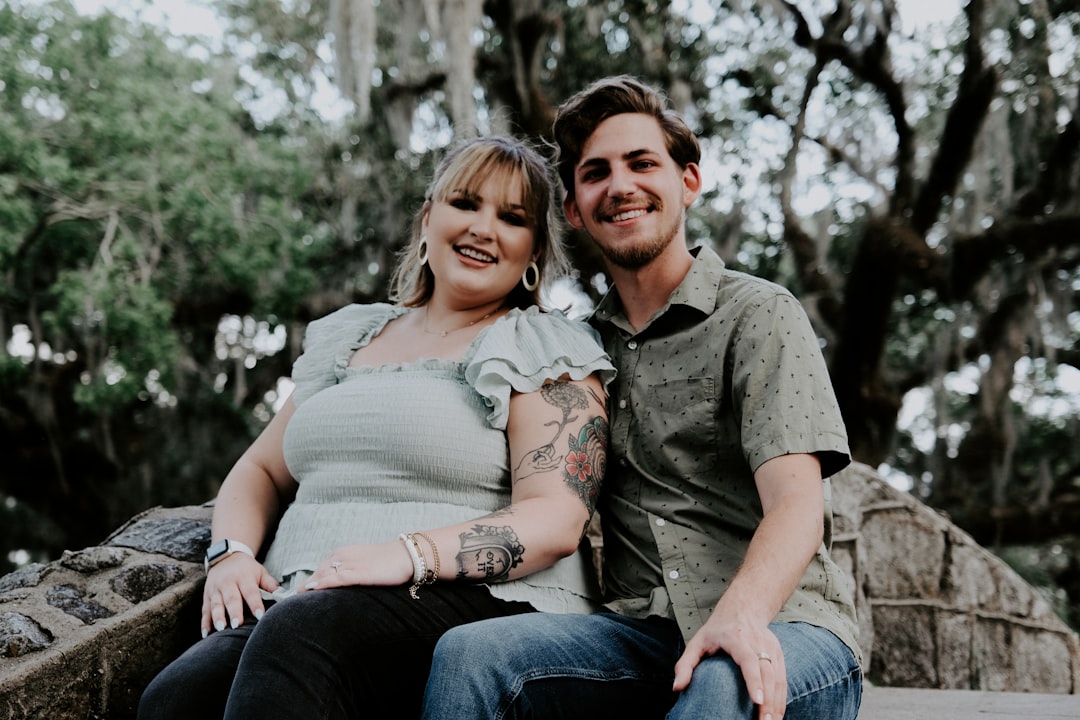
[137,584,533,720]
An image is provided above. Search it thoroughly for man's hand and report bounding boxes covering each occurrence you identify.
[672,617,787,720]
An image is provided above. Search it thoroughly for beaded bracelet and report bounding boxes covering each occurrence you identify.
[401,531,441,599]
[399,533,426,598]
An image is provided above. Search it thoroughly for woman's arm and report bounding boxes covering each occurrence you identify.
[302,374,608,591]
[201,396,299,635]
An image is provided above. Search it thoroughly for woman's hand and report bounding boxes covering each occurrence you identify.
[201,554,280,637]
[299,541,414,591]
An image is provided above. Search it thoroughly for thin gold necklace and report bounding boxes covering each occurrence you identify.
[422,306,502,337]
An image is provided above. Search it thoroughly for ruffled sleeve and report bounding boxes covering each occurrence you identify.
[289,303,400,406]
[464,306,615,430]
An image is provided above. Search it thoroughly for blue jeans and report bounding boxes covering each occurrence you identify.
[137,585,532,720]
[421,612,862,720]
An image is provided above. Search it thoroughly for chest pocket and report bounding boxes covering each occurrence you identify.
[635,377,718,480]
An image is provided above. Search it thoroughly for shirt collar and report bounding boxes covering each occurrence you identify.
[590,245,725,330]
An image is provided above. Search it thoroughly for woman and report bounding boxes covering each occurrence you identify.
[138,136,613,719]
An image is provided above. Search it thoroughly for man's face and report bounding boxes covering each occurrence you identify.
[564,113,701,270]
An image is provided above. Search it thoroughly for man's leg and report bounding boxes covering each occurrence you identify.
[422,611,680,720]
[667,622,862,720]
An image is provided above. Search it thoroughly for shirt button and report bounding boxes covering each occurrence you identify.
[627,340,638,350]
[618,399,627,409]
[669,570,680,580]
[655,518,666,526]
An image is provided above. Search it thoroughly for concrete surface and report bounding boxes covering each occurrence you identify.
[859,686,1080,718]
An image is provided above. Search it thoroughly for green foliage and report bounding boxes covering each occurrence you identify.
[0,0,327,563]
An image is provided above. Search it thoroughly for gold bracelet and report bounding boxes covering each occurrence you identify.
[413,531,440,586]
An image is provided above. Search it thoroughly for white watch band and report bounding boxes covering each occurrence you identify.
[204,539,256,571]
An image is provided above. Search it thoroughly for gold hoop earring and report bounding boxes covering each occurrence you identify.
[417,236,428,266]
[521,260,540,291]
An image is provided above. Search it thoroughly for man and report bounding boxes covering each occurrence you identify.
[421,75,862,720]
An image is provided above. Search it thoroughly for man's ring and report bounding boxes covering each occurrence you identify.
[331,561,342,572]
[757,652,772,663]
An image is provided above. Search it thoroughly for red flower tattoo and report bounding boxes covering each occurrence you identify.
[565,451,592,483]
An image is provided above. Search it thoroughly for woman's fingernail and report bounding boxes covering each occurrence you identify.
[305,581,317,590]
[214,620,225,632]
[755,691,764,704]
[231,617,241,629]
[201,628,208,639]
[254,609,264,620]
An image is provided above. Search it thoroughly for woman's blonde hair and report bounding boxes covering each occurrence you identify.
[388,136,568,309]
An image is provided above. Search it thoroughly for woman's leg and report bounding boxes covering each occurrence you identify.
[666,622,862,720]
[137,620,256,720]
[222,584,532,720]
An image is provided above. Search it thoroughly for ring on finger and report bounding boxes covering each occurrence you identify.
[331,561,342,572]
[756,651,772,663]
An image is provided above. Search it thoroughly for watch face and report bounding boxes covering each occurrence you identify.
[206,539,230,562]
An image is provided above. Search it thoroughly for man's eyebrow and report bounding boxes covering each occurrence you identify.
[577,157,609,172]
[578,148,658,171]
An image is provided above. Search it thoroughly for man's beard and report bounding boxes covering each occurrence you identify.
[593,205,682,270]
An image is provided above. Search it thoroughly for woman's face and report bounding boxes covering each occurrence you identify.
[423,172,538,308]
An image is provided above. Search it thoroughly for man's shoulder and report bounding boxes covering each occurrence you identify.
[692,245,797,304]
[714,267,798,311]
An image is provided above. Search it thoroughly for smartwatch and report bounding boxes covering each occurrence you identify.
[204,539,256,571]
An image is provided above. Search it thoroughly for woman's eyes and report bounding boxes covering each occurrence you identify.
[448,198,528,226]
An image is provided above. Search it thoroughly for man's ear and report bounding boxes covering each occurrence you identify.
[563,194,585,229]
[682,163,703,207]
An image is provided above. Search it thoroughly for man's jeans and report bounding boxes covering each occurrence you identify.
[421,612,862,720]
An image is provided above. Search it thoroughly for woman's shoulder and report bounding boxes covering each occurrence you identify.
[465,306,614,424]
[303,303,401,346]
[479,306,604,352]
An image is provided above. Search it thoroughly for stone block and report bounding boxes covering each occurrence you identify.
[972,619,1012,691]
[869,604,938,687]
[863,507,945,600]
[1010,627,1074,694]
[936,611,973,689]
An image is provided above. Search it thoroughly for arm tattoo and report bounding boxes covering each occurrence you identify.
[564,416,608,517]
[513,381,592,481]
[456,525,525,582]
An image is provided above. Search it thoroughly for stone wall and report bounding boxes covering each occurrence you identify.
[1,463,1078,718]
[830,463,1080,692]
[0,505,211,720]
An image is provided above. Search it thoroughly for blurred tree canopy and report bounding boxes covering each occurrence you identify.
[1,0,1078,624]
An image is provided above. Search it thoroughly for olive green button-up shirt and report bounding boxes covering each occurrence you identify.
[590,245,861,665]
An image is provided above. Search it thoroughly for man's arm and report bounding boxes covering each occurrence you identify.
[672,452,825,720]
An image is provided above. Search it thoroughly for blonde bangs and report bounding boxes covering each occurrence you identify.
[430,149,538,227]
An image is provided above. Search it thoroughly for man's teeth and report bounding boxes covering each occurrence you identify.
[457,247,495,262]
[610,209,647,222]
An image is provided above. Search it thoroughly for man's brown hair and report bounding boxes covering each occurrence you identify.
[552,75,701,195]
